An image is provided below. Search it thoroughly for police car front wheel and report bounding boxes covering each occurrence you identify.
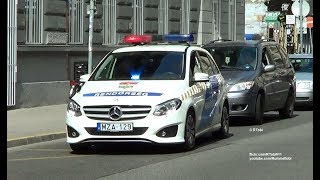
[217,105,230,139]
[182,112,196,151]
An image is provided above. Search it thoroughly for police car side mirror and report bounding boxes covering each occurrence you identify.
[80,74,90,83]
[264,64,275,72]
[193,72,210,82]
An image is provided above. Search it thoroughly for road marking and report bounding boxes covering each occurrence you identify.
[7,131,66,141]
[8,155,95,162]
[26,149,70,152]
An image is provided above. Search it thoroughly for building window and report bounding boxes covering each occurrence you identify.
[181,0,190,34]
[103,0,117,44]
[25,0,43,44]
[228,0,236,40]
[158,0,168,34]
[69,0,84,44]
[133,0,144,35]
[212,0,221,39]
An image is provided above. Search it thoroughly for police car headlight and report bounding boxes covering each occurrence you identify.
[153,98,182,116]
[67,100,82,117]
[297,81,313,89]
[229,81,254,92]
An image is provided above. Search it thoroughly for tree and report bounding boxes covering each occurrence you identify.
[264,0,293,12]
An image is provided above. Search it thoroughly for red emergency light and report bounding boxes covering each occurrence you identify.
[123,34,194,45]
[124,35,152,44]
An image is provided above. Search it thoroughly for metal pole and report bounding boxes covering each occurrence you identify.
[309,28,313,53]
[88,0,95,74]
[299,0,303,54]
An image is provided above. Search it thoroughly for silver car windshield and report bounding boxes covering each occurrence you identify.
[290,58,313,73]
[91,51,185,81]
[207,46,258,71]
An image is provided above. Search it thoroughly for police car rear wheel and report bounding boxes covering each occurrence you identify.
[218,105,229,139]
[183,112,196,151]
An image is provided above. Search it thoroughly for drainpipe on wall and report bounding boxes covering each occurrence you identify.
[88,0,95,74]
[197,0,203,45]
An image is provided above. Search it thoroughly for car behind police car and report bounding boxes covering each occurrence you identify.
[67,34,230,152]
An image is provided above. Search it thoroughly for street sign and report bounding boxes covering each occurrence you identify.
[286,15,295,25]
[281,3,290,11]
[306,17,313,28]
[265,11,280,22]
[291,0,310,17]
[296,17,307,28]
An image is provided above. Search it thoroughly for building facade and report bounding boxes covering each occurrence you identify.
[7,0,245,108]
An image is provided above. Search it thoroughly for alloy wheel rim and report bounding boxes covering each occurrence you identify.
[187,115,195,145]
[223,108,229,133]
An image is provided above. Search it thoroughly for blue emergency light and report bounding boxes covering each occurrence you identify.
[163,34,194,42]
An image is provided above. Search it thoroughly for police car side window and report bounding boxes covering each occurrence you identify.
[197,51,214,76]
[205,53,220,74]
[262,48,271,67]
[93,55,115,80]
[190,51,202,76]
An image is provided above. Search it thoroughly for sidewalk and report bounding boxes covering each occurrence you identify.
[7,104,67,148]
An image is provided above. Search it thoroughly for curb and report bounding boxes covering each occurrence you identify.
[7,132,66,148]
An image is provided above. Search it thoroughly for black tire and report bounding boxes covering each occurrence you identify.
[182,112,196,151]
[279,91,294,119]
[254,93,264,125]
[69,143,90,153]
[217,105,229,139]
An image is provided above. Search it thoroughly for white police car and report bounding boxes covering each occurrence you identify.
[67,34,230,152]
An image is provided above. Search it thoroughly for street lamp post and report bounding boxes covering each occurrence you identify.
[299,0,303,54]
[88,0,95,74]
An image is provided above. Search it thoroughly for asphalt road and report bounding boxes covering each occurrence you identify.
[7,110,313,180]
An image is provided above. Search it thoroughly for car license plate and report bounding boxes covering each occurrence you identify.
[97,122,133,132]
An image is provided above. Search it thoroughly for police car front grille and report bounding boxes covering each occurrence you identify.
[83,105,152,121]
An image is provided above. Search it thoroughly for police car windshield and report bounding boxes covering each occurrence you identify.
[205,46,258,71]
[91,51,185,81]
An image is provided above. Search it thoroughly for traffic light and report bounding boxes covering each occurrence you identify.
[277,13,286,23]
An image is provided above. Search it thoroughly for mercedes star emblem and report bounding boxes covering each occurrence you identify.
[109,106,122,121]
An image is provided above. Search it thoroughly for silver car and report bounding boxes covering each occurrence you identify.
[289,54,313,107]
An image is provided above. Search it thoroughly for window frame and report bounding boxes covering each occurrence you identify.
[133,0,144,35]
[103,0,117,45]
[25,0,44,44]
[158,0,169,34]
[181,0,190,34]
[68,0,84,44]
[212,0,221,39]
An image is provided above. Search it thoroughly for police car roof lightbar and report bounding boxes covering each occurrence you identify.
[123,34,194,45]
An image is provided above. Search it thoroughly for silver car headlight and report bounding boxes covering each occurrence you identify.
[297,81,313,89]
[153,98,182,116]
[67,100,82,117]
[229,81,254,92]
